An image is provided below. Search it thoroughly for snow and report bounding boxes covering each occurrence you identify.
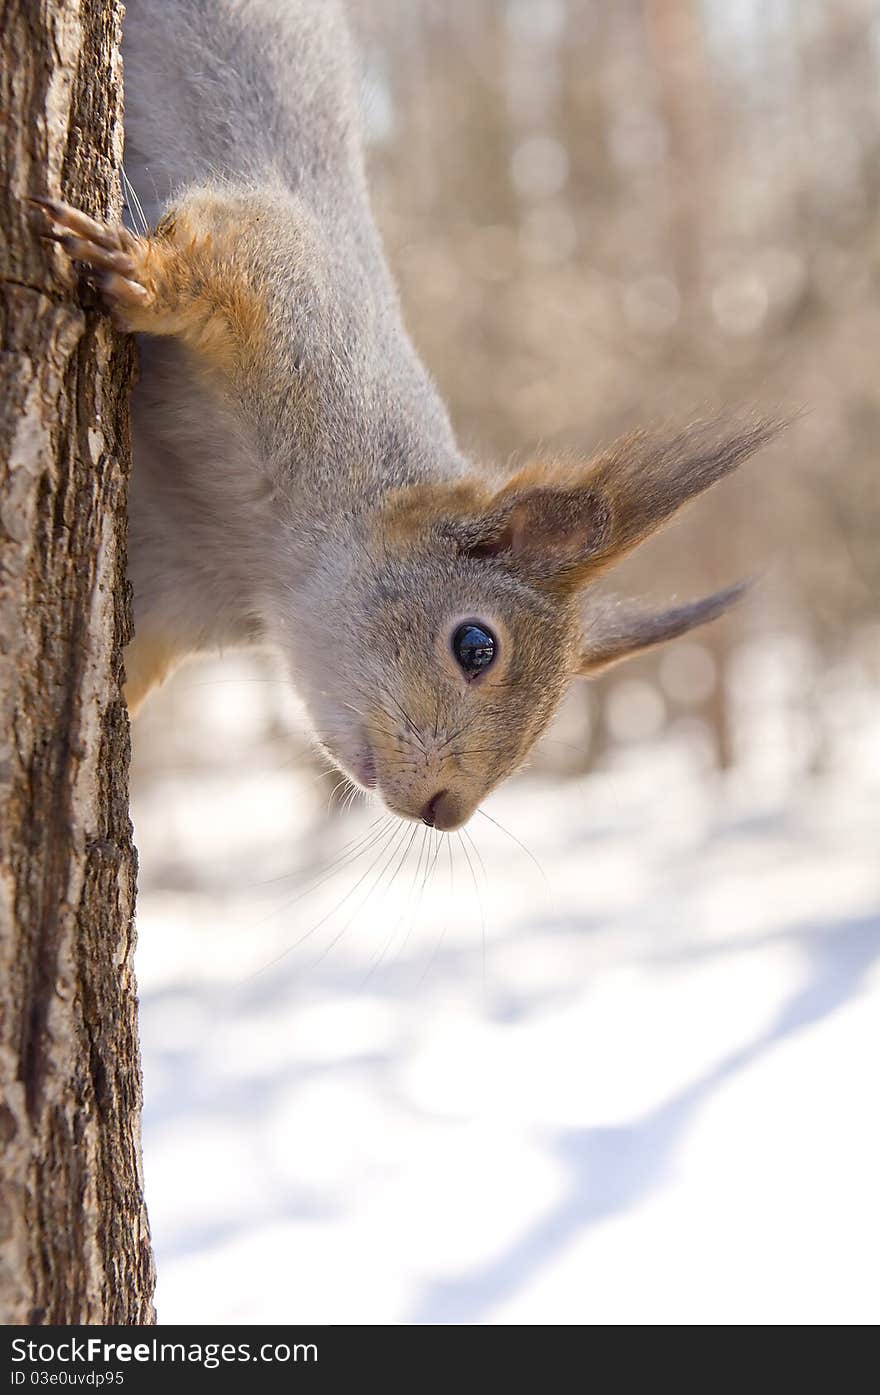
[132,656,880,1324]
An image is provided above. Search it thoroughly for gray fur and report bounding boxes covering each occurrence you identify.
[123,0,463,657]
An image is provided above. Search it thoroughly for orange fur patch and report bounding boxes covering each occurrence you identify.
[381,479,492,544]
[122,212,267,380]
[124,632,182,716]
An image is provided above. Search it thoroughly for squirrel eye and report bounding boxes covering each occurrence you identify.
[452,622,497,677]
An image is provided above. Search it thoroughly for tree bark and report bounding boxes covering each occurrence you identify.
[0,0,155,1324]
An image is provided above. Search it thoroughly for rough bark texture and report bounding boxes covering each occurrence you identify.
[0,0,155,1323]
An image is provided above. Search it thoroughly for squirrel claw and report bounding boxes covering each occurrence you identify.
[31,195,150,327]
[30,196,135,252]
[50,233,136,279]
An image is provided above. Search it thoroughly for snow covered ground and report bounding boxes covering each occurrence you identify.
[131,655,880,1324]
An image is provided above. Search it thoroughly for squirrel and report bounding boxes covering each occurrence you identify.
[34,0,778,833]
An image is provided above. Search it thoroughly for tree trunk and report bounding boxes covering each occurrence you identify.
[0,0,155,1324]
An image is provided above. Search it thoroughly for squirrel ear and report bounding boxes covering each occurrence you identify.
[578,581,749,675]
[382,417,780,592]
[457,485,611,585]
[458,416,781,593]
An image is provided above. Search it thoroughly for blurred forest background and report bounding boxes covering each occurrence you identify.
[128,0,880,1323]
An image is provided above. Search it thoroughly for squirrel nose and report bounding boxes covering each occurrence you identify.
[421,789,448,828]
[420,789,468,831]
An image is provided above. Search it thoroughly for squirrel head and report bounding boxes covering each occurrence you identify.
[295,419,778,830]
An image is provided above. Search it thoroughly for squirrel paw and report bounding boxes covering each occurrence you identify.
[31,197,152,328]
[32,192,262,370]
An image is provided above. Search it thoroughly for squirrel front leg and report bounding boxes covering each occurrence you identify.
[32,193,266,388]
[33,192,275,714]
